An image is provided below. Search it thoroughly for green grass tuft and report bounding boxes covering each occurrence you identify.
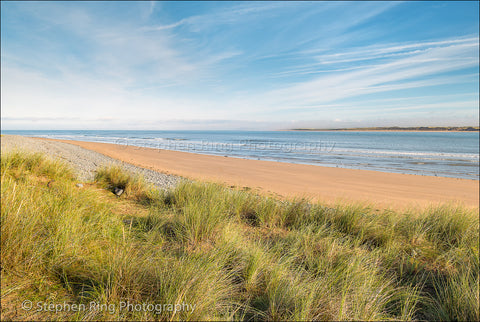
[94,164,160,205]
[2,152,478,321]
[1,150,74,181]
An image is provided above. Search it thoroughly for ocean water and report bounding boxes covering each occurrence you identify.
[2,130,479,180]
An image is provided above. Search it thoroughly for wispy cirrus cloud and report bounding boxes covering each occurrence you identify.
[261,37,479,108]
[143,2,291,31]
[1,1,478,130]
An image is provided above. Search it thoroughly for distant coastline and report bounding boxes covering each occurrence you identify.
[286,126,480,132]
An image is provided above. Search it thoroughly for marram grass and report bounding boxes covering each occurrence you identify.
[1,151,478,321]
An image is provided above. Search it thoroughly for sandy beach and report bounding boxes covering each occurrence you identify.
[30,137,477,210]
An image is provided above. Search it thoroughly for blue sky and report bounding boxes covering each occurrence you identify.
[1,1,479,130]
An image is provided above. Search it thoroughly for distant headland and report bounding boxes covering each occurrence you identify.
[287,126,480,132]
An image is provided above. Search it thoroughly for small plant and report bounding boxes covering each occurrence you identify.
[95,164,159,204]
[1,150,74,180]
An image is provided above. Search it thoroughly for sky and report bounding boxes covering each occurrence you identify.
[1,1,479,130]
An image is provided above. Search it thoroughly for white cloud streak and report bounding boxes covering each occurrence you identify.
[1,2,478,129]
[261,38,479,108]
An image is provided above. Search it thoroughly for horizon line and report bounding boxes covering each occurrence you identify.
[2,126,480,132]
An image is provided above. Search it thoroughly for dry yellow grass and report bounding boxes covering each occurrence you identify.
[2,151,478,321]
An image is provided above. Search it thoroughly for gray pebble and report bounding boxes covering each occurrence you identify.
[1,135,183,191]
[114,187,124,196]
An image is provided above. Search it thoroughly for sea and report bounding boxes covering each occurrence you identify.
[2,130,479,180]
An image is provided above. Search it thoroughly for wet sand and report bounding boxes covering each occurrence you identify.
[41,138,479,210]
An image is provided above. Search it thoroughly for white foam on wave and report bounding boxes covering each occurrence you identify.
[331,148,479,160]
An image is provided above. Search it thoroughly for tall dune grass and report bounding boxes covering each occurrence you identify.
[95,164,160,205]
[1,151,478,320]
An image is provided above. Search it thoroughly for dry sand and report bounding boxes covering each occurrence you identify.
[42,138,479,210]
